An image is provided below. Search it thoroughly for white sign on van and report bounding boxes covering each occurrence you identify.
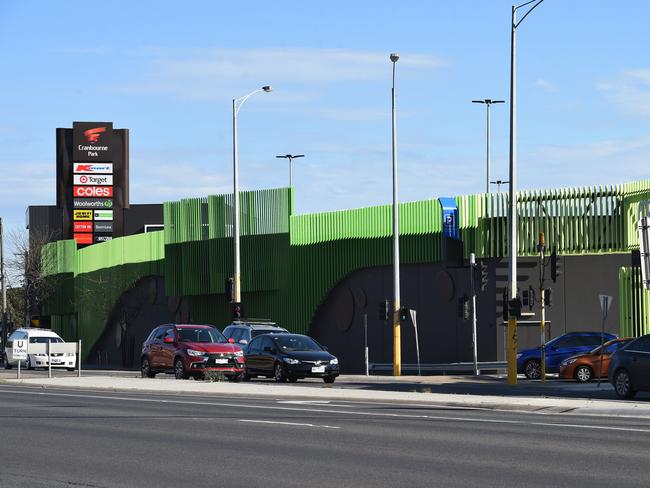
[13,340,27,360]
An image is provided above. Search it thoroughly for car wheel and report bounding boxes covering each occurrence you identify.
[141,357,156,378]
[574,365,593,383]
[274,363,287,382]
[524,359,541,380]
[614,369,636,399]
[174,358,188,380]
[242,372,251,381]
[26,357,34,370]
[323,375,336,384]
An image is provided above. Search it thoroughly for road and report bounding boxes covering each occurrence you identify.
[0,385,649,487]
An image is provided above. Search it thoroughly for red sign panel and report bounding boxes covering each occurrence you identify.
[73,186,113,198]
[73,222,93,232]
[73,233,93,245]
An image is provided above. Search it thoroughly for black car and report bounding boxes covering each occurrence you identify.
[609,334,650,399]
[222,320,288,352]
[244,333,339,384]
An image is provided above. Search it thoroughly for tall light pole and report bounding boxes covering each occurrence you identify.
[232,85,272,313]
[390,52,401,377]
[275,154,304,188]
[472,99,505,193]
[507,0,545,385]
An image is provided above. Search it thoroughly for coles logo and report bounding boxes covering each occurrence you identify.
[74,186,113,198]
[84,127,107,143]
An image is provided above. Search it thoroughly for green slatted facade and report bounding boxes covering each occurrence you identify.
[619,267,650,337]
[42,179,650,357]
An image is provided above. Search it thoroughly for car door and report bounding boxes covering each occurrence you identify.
[545,336,574,371]
[245,337,263,373]
[148,327,165,368]
[259,336,277,374]
[160,327,177,370]
[625,336,650,389]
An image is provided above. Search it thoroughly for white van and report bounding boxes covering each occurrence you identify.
[3,328,76,371]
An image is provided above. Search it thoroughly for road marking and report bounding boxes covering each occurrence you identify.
[3,386,650,434]
[240,419,340,429]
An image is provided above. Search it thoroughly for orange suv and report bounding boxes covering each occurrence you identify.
[559,338,633,382]
[141,324,245,381]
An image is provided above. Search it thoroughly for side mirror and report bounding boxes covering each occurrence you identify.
[228,338,235,344]
[163,336,174,344]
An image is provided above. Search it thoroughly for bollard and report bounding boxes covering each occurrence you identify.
[77,340,82,378]
[48,340,52,379]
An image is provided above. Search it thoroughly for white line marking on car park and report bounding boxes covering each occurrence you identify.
[240,419,340,429]
[3,387,650,434]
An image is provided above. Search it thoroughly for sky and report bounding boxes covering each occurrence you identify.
[1,0,650,235]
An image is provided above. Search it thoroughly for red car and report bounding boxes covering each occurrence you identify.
[141,324,245,381]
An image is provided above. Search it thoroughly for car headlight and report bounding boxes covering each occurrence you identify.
[516,353,523,359]
[283,357,300,364]
[65,353,75,357]
[186,349,205,357]
[234,350,243,357]
[330,358,339,365]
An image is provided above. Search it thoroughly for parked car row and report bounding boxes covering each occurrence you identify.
[140,320,339,384]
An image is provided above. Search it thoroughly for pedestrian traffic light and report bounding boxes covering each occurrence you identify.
[232,303,242,319]
[550,249,562,282]
[399,307,409,323]
[480,261,489,291]
[225,277,235,303]
[543,288,552,307]
[458,295,470,320]
[379,299,390,321]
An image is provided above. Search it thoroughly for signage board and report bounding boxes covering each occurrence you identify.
[73,209,93,221]
[73,222,93,232]
[73,233,93,245]
[73,163,113,174]
[73,198,113,209]
[73,122,113,162]
[94,221,113,233]
[73,174,113,186]
[94,210,113,221]
[94,235,113,243]
[13,340,27,360]
[73,186,113,198]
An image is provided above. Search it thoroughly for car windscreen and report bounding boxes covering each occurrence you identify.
[275,335,322,352]
[29,337,63,343]
[177,327,226,344]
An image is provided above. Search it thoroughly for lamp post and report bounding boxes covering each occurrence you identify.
[490,179,510,193]
[232,85,272,312]
[507,0,545,385]
[390,52,401,377]
[275,154,304,188]
[472,99,505,193]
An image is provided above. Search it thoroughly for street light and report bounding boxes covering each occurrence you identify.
[507,0,545,385]
[275,154,304,188]
[472,99,505,193]
[232,85,272,312]
[390,52,401,377]
[490,179,510,193]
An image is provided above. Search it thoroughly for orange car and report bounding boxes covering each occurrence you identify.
[559,338,633,382]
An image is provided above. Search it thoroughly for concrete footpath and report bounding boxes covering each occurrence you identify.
[4,373,650,419]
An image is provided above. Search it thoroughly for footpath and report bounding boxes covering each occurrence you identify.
[3,372,650,419]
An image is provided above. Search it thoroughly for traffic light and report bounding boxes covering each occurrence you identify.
[550,248,562,282]
[543,288,552,307]
[232,303,242,319]
[458,295,470,320]
[379,299,390,321]
[480,261,489,291]
[225,277,235,303]
[508,297,522,319]
[399,307,409,323]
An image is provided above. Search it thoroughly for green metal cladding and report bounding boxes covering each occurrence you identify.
[42,179,650,358]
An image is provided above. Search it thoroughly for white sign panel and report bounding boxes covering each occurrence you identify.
[599,294,613,320]
[13,339,27,360]
[73,174,113,186]
[73,163,113,174]
[94,210,113,221]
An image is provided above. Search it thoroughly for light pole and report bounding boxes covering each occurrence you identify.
[472,99,505,193]
[507,0,545,385]
[232,85,272,312]
[275,154,304,188]
[490,179,510,193]
[390,52,401,377]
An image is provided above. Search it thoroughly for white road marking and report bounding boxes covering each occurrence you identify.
[2,387,650,434]
[240,419,340,429]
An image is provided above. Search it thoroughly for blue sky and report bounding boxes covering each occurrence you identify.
[1,0,649,234]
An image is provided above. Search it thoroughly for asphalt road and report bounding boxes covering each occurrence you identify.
[1,385,649,488]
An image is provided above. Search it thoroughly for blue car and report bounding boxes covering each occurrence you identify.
[517,331,617,379]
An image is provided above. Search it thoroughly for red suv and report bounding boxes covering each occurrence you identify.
[141,324,245,381]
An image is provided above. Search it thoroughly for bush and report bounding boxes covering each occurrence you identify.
[202,370,226,382]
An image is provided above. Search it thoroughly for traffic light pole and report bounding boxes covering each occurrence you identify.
[469,253,478,375]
